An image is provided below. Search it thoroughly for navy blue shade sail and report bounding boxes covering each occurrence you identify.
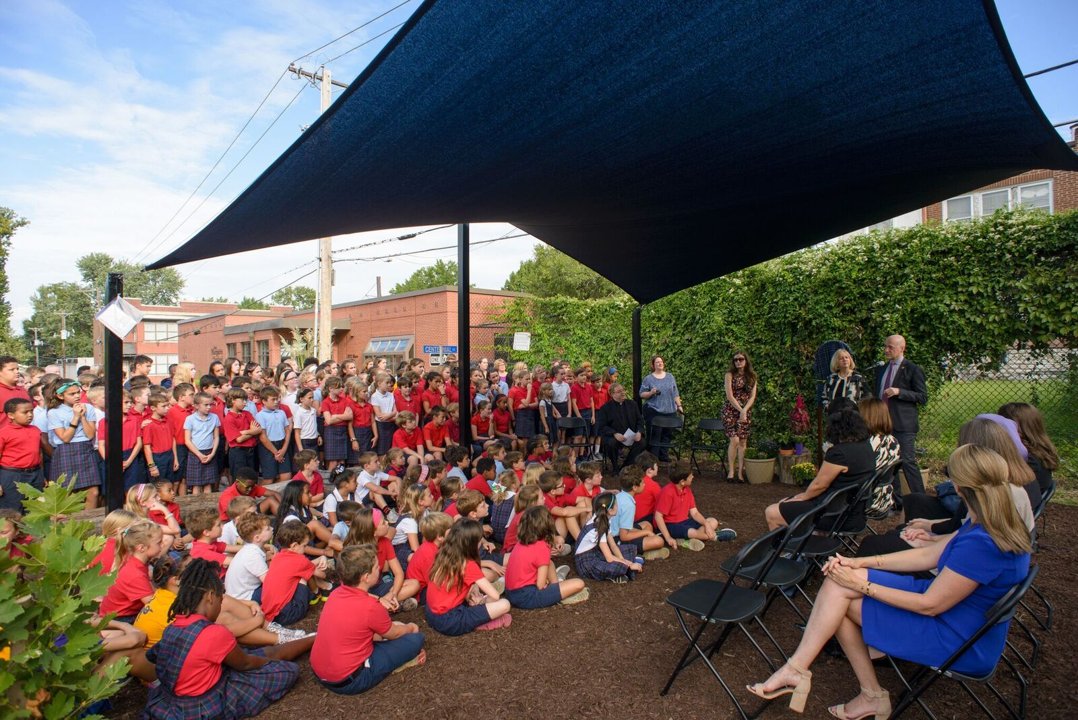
[148,0,1078,303]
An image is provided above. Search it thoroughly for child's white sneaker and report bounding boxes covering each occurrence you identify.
[556,565,571,581]
[678,538,705,552]
[560,587,589,605]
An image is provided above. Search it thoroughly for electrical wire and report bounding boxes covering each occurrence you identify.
[334,233,530,263]
[323,22,407,65]
[332,224,454,255]
[291,0,416,65]
[1024,58,1078,79]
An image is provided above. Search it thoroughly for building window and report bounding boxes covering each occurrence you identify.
[257,340,270,369]
[944,196,972,222]
[980,189,1010,215]
[944,179,1053,222]
[240,342,252,362]
[365,336,414,355]
[149,354,178,376]
[144,321,179,342]
[226,343,236,359]
[1017,181,1051,212]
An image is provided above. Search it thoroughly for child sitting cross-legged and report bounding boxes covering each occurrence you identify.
[611,465,670,561]
[142,558,313,720]
[402,511,454,604]
[187,508,232,573]
[455,489,506,573]
[220,495,258,548]
[310,544,426,695]
[99,521,167,623]
[224,512,273,602]
[654,469,737,551]
[575,492,643,584]
[258,520,328,627]
[343,506,418,613]
[424,519,513,635]
[504,506,588,608]
[391,483,434,571]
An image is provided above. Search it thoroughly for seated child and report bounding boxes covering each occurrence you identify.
[99,521,167,622]
[357,451,398,518]
[220,495,258,547]
[89,508,138,575]
[225,512,273,602]
[392,484,433,570]
[217,467,280,520]
[258,520,327,626]
[505,451,525,481]
[455,490,505,571]
[571,461,605,509]
[391,411,429,466]
[539,470,585,541]
[422,406,450,461]
[323,470,358,526]
[424,519,512,636]
[504,506,588,609]
[439,475,462,516]
[344,507,417,613]
[310,545,425,694]
[274,480,342,557]
[574,493,642,584]
[332,500,362,543]
[402,511,453,603]
[142,558,313,720]
[186,508,231,572]
[444,445,470,485]
[633,452,664,526]
[291,449,326,506]
[654,469,736,550]
[125,483,181,547]
[488,470,519,544]
[611,465,670,560]
[149,479,189,550]
[465,457,496,498]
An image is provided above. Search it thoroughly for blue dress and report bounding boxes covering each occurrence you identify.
[861,521,1029,676]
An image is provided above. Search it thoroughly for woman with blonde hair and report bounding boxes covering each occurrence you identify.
[824,348,866,410]
[748,443,1030,719]
[172,362,197,388]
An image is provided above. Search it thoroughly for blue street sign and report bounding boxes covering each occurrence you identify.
[422,345,441,354]
[443,345,458,353]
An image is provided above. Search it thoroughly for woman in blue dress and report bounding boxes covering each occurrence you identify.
[747,443,1031,719]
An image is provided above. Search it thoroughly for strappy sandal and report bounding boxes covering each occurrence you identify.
[746,661,812,713]
[828,687,890,720]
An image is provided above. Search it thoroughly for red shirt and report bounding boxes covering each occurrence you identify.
[166,404,193,445]
[445,382,460,404]
[221,410,257,448]
[405,540,438,591]
[168,614,236,696]
[260,549,315,621]
[348,400,373,428]
[393,390,422,416]
[503,512,523,553]
[543,492,559,510]
[557,474,578,507]
[141,416,174,454]
[421,388,444,413]
[0,383,30,428]
[89,537,117,575]
[572,482,603,505]
[425,559,484,614]
[593,385,609,409]
[472,415,492,437]
[210,397,226,423]
[190,540,227,574]
[217,483,266,520]
[447,418,460,444]
[492,408,512,434]
[423,421,448,450]
[465,474,493,498]
[570,383,595,413]
[0,421,43,468]
[375,536,395,571]
[505,540,551,590]
[99,555,152,616]
[321,396,350,425]
[444,501,459,517]
[148,501,182,528]
[310,585,393,682]
[634,476,663,522]
[293,470,325,499]
[656,483,695,524]
[508,385,530,411]
[392,427,424,452]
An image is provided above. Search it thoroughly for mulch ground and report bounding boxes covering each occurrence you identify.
[108,467,1078,719]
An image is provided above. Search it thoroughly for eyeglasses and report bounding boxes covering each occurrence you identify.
[734,357,746,363]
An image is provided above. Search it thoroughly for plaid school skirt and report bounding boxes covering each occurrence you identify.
[49,441,101,490]
[323,425,348,462]
[186,450,218,487]
[348,426,374,465]
[575,544,637,581]
[514,408,537,439]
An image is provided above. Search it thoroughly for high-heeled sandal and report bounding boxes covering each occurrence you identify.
[827,687,890,720]
[746,661,812,713]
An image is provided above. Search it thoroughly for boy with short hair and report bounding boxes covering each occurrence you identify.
[186,507,231,570]
[225,511,273,601]
[357,451,397,517]
[292,449,326,506]
[217,466,280,520]
[539,469,583,541]
[612,465,670,560]
[422,406,450,460]
[222,388,261,479]
[465,456,496,498]
[0,398,44,510]
[654,469,736,551]
[444,445,470,483]
[220,495,258,547]
[260,520,327,626]
[256,386,293,483]
[332,500,362,542]
[142,394,178,484]
[311,544,425,694]
[633,452,664,525]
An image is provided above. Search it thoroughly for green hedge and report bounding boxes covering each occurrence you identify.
[499,209,1077,453]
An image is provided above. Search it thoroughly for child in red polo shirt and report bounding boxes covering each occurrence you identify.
[504,506,587,609]
[99,391,147,491]
[0,398,44,510]
[571,461,605,509]
[538,470,585,541]
[311,544,425,694]
[187,508,231,573]
[424,519,512,636]
[402,511,453,601]
[343,507,418,613]
[222,388,261,479]
[633,452,664,525]
[321,376,352,474]
[465,456,496,498]
[89,509,139,575]
[217,467,280,520]
[422,406,450,461]
[491,394,516,449]
[166,382,195,493]
[291,449,326,505]
[142,394,178,484]
[99,521,166,622]
[125,482,182,547]
[391,411,427,467]
[259,520,326,626]
[654,469,735,551]
[347,382,377,465]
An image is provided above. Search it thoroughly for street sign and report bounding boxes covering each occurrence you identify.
[422,345,441,354]
[429,354,448,366]
[513,332,531,351]
[442,345,458,353]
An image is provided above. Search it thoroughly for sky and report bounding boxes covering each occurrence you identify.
[0,0,1075,334]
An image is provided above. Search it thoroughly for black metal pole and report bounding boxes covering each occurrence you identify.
[457,224,472,449]
[632,304,642,406]
[104,273,124,512]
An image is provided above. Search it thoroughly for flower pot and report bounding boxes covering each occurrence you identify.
[744,457,776,485]
[778,448,795,457]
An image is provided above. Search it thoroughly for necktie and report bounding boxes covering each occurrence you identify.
[882,362,897,401]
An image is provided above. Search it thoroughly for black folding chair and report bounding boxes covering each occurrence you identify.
[557,416,590,458]
[1018,479,1055,633]
[833,463,900,554]
[648,413,683,464]
[660,528,786,720]
[791,484,859,570]
[888,566,1038,720]
[689,418,727,474]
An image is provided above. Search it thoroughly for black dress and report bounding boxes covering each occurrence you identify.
[778,439,876,529]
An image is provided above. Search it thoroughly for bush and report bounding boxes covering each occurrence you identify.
[0,481,126,719]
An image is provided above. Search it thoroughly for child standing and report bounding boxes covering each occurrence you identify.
[370,373,398,457]
[507,370,536,452]
[98,390,145,491]
[46,378,100,508]
[289,388,321,453]
[574,492,642,583]
[166,382,195,494]
[424,519,512,635]
[347,382,377,464]
[99,521,166,622]
[183,392,221,496]
[142,394,178,485]
[321,376,353,474]
[256,387,293,483]
[504,506,588,608]
[311,545,425,694]
[0,398,45,510]
[222,388,261,480]
[654,470,736,550]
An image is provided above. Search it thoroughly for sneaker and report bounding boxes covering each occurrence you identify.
[678,538,705,552]
[716,528,737,542]
[643,547,671,561]
[476,613,512,631]
[633,555,645,566]
[386,509,400,524]
[555,543,573,557]
[560,587,590,605]
[556,565,571,581]
[398,597,418,612]
[392,649,427,674]
[609,575,628,584]
[491,577,505,595]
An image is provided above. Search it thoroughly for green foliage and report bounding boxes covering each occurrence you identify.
[498,210,1078,454]
[503,244,626,299]
[0,208,27,357]
[271,286,316,309]
[76,253,184,308]
[0,481,127,719]
[391,259,460,294]
[791,462,817,484]
[200,296,231,304]
[236,296,270,310]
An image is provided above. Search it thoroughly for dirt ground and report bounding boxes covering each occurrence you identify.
[109,467,1078,719]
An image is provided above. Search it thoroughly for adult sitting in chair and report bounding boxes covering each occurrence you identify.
[748,444,1031,719]
[764,408,876,531]
[596,383,645,471]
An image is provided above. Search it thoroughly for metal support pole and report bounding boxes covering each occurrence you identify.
[457,224,472,448]
[104,273,124,512]
[632,304,642,405]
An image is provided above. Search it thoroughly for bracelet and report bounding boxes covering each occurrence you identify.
[864,582,875,597]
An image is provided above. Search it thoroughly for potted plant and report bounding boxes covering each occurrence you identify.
[744,444,777,484]
[791,461,817,486]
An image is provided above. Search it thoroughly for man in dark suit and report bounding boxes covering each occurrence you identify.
[596,383,645,472]
[875,335,928,494]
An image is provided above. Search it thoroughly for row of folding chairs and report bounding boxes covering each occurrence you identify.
[659,465,1049,720]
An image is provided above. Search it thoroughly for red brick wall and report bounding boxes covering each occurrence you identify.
[923,169,1078,222]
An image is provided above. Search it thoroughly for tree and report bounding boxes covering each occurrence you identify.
[236,296,270,309]
[503,244,624,299]
[391,259,460,294]
[0,208,28,357]
[76,253,184,307]
[272,286,316,308]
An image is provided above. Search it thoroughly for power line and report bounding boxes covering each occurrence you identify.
[332,224,454,255]
[1024,58,1078,79]
[323,22,406,65]
[291,0,416,65]
[335,233,529,263]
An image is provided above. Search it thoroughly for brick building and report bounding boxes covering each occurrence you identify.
[176,287,524,372]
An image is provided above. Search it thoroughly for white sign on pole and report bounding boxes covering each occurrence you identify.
[512,332,531,351]
[95,297,143,339]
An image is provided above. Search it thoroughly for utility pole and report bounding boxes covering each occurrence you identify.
[28,327,42,366]
[59,312,69,376]
[289,63,349,363]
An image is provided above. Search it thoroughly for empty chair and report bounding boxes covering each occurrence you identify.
[689,418,727,475]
